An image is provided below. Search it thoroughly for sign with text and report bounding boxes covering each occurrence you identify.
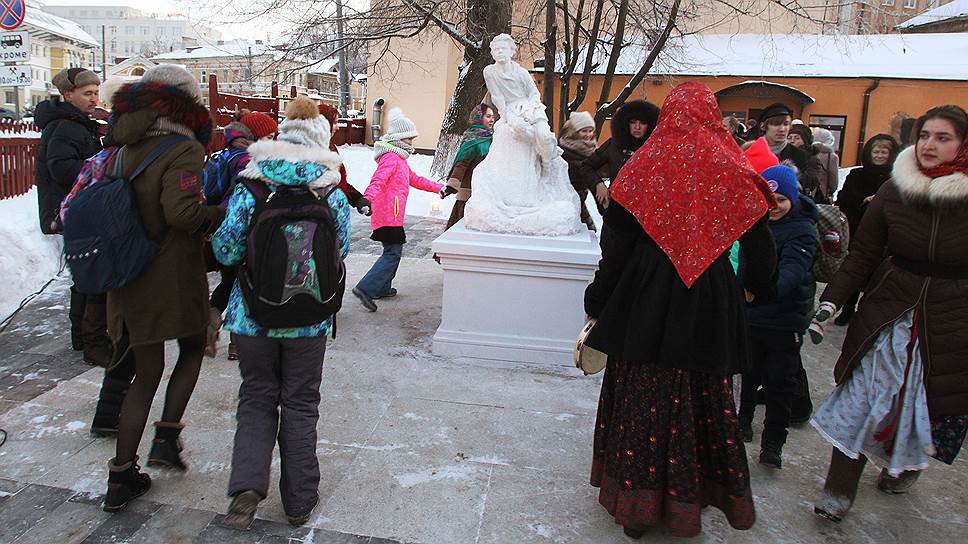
[0,0,26,31]
[0,64,31,87]
[0,30,28,61]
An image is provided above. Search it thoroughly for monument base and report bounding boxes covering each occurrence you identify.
[432,220,601,366]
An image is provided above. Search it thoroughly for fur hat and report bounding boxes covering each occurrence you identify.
[141,65,202,101]
[743,137,780,173]
[52,68,100,95]
[277,96,331,148]
[763,165,799,205]
[611,100,660,150]
[383,107,419,141]
[239,111,278,140]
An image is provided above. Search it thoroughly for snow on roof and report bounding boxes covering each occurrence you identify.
[152,39,282,61]
[897,0,968,29]
[308,59,340,74]
[25,8,100,47]
[575,33,968,81]
[722,80,816,102]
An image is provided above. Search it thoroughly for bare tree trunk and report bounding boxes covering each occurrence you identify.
[542,0,557,127]
[569,0,604,129]
[594,0,629,131]
[430,0,511,177]
[335,0,351,114]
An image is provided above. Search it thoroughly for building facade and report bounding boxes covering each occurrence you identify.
[842,0,956,33]
[43,3,221,71]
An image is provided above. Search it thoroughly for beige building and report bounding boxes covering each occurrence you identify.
[896,0,967,32]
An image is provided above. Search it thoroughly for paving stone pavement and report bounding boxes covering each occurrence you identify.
[0,215,966,543]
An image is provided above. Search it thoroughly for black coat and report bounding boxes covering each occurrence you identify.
[578,100,659,189]
[35,97,102,234]
[584,203,777,376]
[743,196,818,333]
[777,143,809,173]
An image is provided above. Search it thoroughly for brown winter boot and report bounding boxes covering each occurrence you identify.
[814,448,867,522]
[877,469,921,494]
[103,456,151,512]
[147,422,188,471]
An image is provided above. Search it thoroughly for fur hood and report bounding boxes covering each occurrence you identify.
[108,81,212,145]
[238,138,342,190]
[892,146,968,212]
[610,100,660,151]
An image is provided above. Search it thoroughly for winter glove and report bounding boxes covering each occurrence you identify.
[356,197,372,216]
[808,301,838,345]
[205,306,223,358]
[440,183,458,199]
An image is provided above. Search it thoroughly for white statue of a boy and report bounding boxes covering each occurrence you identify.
[463,34,581,236]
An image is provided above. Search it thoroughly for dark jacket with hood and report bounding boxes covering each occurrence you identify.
[743,196,818,332]
[578,100,660,190]
[104,81,225,348]
[821,146,968,417]
[836,134,899,241]
[35,96,102,234]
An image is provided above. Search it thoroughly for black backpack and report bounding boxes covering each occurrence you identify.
[239,179,345,329]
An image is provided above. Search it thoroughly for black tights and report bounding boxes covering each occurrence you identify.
[115,332,206,464]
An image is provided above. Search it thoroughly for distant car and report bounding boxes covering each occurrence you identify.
[0,107,16,120]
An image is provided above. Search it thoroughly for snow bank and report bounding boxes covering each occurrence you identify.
[0,190,63,318]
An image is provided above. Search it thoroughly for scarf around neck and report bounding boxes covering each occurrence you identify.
[374,139,413,161]
[558,134,597,158]
[919,136,968,179]
[768,139,788,156]
[610,82,776,288]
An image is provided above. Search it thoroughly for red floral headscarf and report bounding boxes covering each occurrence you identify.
[610,82,776,288]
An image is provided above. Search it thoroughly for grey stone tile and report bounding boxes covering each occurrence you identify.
[0,483,75,542]
[11,498,111,543]
[195,522,265,543]
[79,498,161,543]
[125,504,216,544]
[0,398,21,415]
[303,528,372,543]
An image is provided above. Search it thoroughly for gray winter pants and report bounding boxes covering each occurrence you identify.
[228,334,327,516]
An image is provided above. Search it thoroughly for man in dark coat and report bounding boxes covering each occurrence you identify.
[35,67,109,366]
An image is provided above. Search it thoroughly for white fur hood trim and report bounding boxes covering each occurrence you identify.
[245,138,342,172]
[892,146,968,210]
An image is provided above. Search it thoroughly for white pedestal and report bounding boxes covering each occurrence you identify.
[432,220,601,366]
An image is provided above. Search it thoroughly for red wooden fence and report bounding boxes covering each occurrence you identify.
[0,138,40,200]
[0,120,40,134]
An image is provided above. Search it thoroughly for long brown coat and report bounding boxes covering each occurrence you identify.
[821,146,968,417]
[105,87,224,347]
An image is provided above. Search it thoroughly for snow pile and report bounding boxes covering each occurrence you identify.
[0,131,42,139]
[0,190,63,318]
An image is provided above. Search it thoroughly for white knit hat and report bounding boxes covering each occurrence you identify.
[277,96,331,148]
[813,128,836,148]
[141,64,202,101]
[383,107,419,140]
[569,111,594,132]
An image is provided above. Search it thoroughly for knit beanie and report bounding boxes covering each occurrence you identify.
[239,111,278,140]
[277,96,331,147]
[141,64,202,101]
[814,128,836,149]
[744,137,780,173]
[763,165,799,205]
[568,111,594,132]
[383,107,419,140]
[52,68,100,95]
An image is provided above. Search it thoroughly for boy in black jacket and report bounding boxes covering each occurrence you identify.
[739,165,818,469]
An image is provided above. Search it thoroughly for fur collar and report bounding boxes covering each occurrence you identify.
[110,81,212,144]
[239,138,342,190]
[892,146,968,212]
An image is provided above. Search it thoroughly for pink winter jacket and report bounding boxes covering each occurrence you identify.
[365,152,443,231]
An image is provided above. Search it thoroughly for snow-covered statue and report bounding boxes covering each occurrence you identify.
[463,34,582,236]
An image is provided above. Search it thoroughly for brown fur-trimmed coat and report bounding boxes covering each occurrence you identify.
[821,146,968,417]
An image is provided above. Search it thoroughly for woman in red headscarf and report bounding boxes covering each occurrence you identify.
[810,105,968,522]
[583,82,778,539]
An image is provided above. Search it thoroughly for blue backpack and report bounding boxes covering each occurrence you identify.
[202,147,247,205]
[62,136,188,295]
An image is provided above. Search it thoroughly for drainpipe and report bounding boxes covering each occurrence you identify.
[371,98,385,143]
[857,78,881,164]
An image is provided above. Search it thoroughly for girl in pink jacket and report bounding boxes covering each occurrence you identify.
[353,108,443,312]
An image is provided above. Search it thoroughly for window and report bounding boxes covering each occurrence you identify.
[201,70,207,83]
[110,26,117,34]
[142,27,150,35]
[110,40,117,52]
[882,0,893,5]
[5,91,15,103]
[126,26,134,35]
[904,0,916,7]
[809,115,847,157]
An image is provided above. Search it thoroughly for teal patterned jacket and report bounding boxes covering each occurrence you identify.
[212,142,351,339]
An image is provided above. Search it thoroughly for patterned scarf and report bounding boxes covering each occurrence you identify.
[447,108,493,177]
[610,82,776,288]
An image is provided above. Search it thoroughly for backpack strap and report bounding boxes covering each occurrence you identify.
[111,135,191,180]
[241,178,271,203]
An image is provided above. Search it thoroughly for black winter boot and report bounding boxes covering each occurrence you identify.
[69,287,86,351]
[147,422,188,471]
[90,363,134,437]
[103,457,151,512]
[82,298,111,367]
[759,440,783,469]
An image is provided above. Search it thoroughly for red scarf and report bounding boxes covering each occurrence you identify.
[919,136,968,178]
[610,82,776,288]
